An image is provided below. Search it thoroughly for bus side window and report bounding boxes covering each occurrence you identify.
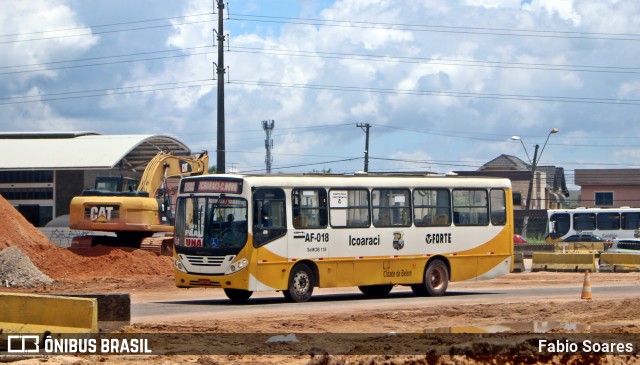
[292,188,328,229]
[452,189,489,226]
[622,213,640,230]
[372,188,411,227]
[329,189,370,228]
[490,189,507,226]
[573,213,596,231]
[596,212,620,230]
[252,188,287,247]
[413,188,451,227]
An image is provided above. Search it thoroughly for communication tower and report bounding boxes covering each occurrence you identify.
[262,120,275,174]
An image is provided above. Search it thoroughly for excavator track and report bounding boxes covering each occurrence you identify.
[70,234,172,256]
[140,235,174,256]
[70,236,94,250]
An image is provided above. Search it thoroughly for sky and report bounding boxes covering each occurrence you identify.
[2,0,640,188]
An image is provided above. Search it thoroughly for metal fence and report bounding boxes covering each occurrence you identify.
[38,227,91,248]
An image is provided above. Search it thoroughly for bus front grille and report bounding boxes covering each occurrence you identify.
[184,255,227,267]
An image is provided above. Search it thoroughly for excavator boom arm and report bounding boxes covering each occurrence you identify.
[137,151,209,195]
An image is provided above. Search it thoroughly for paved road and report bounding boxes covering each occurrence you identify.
[131,283,640,323]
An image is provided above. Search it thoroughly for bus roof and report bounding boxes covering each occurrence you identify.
[180,173,512,189]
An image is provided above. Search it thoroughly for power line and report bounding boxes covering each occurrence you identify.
[5,41,636,79]
[239,157,362,173]
[0,79,215,105]
[0,46,213,71]
[217,146,640,173]
[7,76,639,107]
[0,12,214,38]
[229,79,640,106]
[228,13,640,42]
[0,50,214,76]
[229,46,640,75]
[6,9,637,44]
[0,18,214,45]
[9,44,637,76]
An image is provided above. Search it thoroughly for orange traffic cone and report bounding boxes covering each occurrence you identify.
[581,271,592,300]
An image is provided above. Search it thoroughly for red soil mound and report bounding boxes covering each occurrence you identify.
[0,195,172,280]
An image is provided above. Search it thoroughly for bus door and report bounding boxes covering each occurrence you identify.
[548,213,570,241]
[290,188,329,260]
[252,188,288,262]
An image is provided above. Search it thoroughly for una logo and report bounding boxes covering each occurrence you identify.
[90,206,115,222]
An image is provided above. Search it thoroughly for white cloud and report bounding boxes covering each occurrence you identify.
[617,81,640,100]
[529,0,582,26]
[3,0,640,176]
[0,1,98,74]
[465,0,521,9]
[387,150,434,172]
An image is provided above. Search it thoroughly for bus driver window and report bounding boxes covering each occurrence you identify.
[252,188,287,246]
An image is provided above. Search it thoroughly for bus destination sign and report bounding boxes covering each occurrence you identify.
[182,179,243,194]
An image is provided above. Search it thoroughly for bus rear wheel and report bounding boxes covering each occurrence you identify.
[358,284,394,298]
[283,264,314,303]
[411,260,449,297]
[224,288,253,303]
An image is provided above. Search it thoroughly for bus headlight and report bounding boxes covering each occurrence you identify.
[225,258,249,275]
[174,258,187,273]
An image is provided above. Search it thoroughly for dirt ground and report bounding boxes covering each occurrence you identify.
[2,196,640,364]
[4,272,640,365]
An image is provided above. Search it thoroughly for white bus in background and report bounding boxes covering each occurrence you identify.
[172,174,514,303]
[547,207,640,241]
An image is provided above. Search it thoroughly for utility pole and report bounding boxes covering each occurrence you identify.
[517,127,558,239]
[262,120,275,174]
[215,0,226,173]
[522,144,539,239]
[356,123,371,172]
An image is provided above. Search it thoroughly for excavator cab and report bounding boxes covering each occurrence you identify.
[82,177,148,197]
[94,176,139,192]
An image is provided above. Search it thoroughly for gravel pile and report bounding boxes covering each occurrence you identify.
[0,246,54,288]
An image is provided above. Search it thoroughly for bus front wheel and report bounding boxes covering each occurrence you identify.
[283,264,314,303]
[411,260,449,297]
[224,288,253,303]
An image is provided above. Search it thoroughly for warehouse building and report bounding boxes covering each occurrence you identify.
[0,132,193,227]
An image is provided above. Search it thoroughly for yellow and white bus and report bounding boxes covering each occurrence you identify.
[172,174,514,302]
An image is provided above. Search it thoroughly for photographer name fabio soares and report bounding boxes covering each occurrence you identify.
[538,339,634,354]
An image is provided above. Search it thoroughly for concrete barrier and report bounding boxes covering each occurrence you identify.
[57,293,130,332]
[599,253,640,272]
[0,293,98,334]
[531,252,596,272]
[512,252,525,273]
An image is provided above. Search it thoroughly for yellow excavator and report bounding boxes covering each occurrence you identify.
[68,150,209,254]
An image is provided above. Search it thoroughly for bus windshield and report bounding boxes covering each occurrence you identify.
[175,196,248,250]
